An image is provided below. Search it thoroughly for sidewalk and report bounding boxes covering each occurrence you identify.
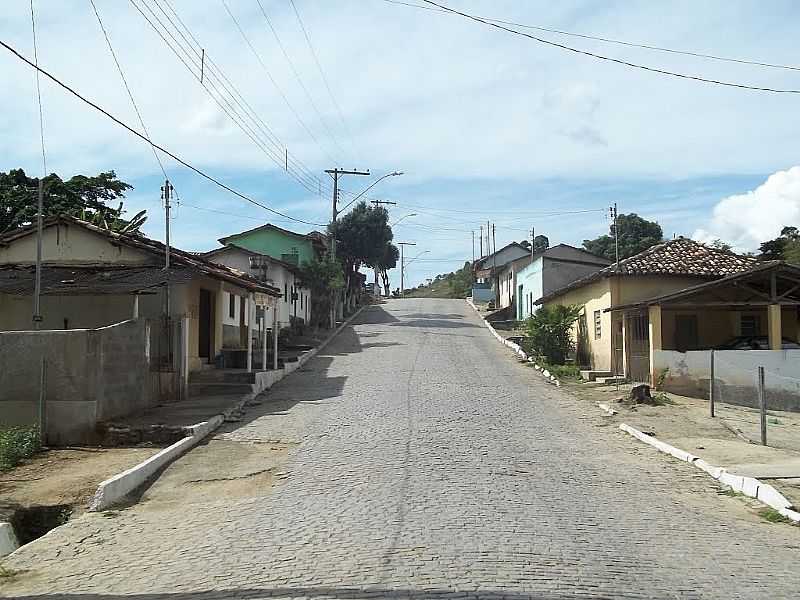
[565,379,800,512]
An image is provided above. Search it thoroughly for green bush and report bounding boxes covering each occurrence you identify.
[523,304,583,365]
[0,425,41,471]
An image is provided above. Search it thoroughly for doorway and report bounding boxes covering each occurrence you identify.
[199,289,214,360]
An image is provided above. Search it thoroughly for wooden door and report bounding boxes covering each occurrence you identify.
[199,289,213,359]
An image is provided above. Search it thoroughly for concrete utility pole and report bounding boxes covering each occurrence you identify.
[161,180,174,319]
[610,202,620,271]
[398,242,416,297]
[492,223,498,306]
[479,225,483,258]
[530,227,535,257]
[324,168,370,327]
[472,230,475,263]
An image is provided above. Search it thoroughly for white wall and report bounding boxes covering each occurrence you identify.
[655,349,800,411]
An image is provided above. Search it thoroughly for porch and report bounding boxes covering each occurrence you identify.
[609,262,800,409]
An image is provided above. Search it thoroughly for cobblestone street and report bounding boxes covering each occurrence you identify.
[3,298,799,599]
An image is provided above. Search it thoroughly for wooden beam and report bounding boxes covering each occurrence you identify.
[777,281,800,300]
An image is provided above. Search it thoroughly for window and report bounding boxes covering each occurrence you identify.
[741,315,760,337]
[229,293,236,319]
[594,310,602,339]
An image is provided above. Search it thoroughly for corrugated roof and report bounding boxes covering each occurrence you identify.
[536,238,757,304]
[0,216,281,296]
[0,265,196,296]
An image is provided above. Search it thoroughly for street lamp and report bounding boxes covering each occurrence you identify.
[339,171,403,213]
[401,249,429,296]
[391,213,417,227]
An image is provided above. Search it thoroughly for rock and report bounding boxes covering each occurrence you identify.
[630,384,652,403]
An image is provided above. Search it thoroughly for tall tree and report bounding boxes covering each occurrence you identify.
[329,201,393,309]
[582,213,663,260]
[0,168,141,233]
[533,234,549,253]
[377,242,399,293]
[759,226,800,260]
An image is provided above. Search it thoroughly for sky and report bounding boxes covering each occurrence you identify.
[2,0,800,288]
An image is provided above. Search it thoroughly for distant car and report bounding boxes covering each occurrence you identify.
[714,336,800,350]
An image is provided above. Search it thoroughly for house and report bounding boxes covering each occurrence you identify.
[535,238,756,381]
[203,243,310,334]
[218,222,327,268]
[472,242,531,303]
[213,222,327,326]
[0,215,282,443]
[512,244,612,320]
[609,261,800,409]
[0,216,281,369]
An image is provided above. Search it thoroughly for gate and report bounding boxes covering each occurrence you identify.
[625,311,650,383]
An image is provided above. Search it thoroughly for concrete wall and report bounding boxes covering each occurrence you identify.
[471,284,493,302]
[0,223,153,266]
[654,349,800,412]
[0,320,156,444]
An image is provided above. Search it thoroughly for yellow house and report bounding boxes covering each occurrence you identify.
[536,238,757,382]
[0,216,281,373]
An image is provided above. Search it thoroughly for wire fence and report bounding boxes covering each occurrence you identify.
[709,350,800,445]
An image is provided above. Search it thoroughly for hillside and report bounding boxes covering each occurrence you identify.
[405,262,472,299]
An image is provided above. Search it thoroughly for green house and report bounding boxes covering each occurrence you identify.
[218,223,327,267]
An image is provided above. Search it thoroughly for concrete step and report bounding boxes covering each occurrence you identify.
[580,370,613,382]
[595,376,626,385]
[188,382,255,397]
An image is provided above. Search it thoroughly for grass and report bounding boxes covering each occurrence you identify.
[650,392,676,406]
[0,425,41,471]
[529,362,582,381]
[760,508,793,524]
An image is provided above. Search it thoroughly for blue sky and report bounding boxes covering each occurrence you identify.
[2,0,800,287]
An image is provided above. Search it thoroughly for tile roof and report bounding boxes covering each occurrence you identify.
[536,237,757,304]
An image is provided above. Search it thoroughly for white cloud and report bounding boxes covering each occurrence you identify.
[693,166,800,251]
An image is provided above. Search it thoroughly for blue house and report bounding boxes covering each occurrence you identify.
[515,245,611,320]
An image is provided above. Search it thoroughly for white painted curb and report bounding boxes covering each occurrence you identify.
[88,305,366,512]
[0,522,19,558]
[596,402,617,416]
[619,423,800,523]
[465,299,560,387]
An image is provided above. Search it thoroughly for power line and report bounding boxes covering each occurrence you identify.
[255,0,350,165]
[288,0,361,161]
[382,0,800,73]
[134,0,327,196]
[0,37,325,227]
[420,0,800,94]
[158,0,330,196]
[89,0,168,183]
[220,0,346,164]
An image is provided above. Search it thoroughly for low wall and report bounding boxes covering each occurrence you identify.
[471,286,493,302]
[0,320,157,444]
[654,349,800,412]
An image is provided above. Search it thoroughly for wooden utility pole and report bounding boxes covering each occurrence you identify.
[398,242,416,297]
[324,168,369,327]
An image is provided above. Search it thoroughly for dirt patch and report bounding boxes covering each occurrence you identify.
[135,438,293,511]
[0,446,162,516]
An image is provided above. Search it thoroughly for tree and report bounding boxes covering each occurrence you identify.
[447,261,474,297]
[709,238,732,252]
[523,304,583,365]
[0,168,140,233]
[330,202,393,310]
[759,226,800,260]
[582,213,663,260]
[533,234,549,253]
[376,242,399,293]
[297,256,344,329]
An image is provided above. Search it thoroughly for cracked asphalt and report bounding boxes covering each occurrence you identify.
[3,298,799,599]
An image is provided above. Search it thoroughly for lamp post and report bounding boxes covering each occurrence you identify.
[401,249,429,296]
[391,213,417,227]
[339,171,403,213]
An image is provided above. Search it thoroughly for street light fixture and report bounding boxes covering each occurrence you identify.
[338,171,404,213]
[391,213,417,227]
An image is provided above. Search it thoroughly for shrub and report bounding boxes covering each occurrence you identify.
[0,425,41,471]
[523,304,583,365]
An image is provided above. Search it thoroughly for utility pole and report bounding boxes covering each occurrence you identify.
[479,225,483,258]
[610,202,619,271]
[530,226,535,257]
[161,179,174,360]
[472,230,475,263]
[398,242,416,297]
[492,223,498,306]
[32,177,44,330]
[324,168,369,326]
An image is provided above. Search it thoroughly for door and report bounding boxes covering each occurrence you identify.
[199,289,213,360]
[675,314,699,352]
[239,296,247,348]
[625,312,650,383]
[612,314,624,376]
